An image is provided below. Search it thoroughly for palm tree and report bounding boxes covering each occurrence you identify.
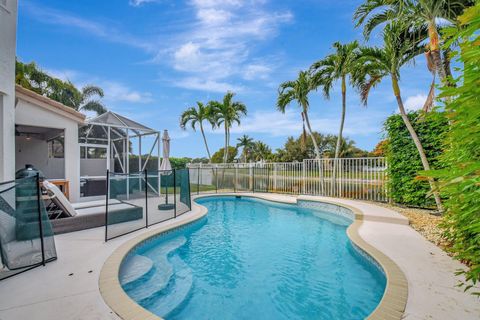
[180,102,215,162]
[310,41,362,161]
[74,85,107,115]
[253,141,272,161]
[358,21,443,211]
[237,135,254,163]
[277,71,321,158]
[208,92,247,163]
[354,0,474,84]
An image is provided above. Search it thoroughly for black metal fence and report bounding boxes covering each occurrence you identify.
[105,169,191,241]
[0,175,57,281]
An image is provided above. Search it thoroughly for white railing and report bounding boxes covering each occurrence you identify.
[188,157,387,202]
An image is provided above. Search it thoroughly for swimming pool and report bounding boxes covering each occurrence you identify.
[119,196,386,319]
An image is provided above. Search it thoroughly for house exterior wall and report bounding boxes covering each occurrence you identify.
[16,99,82,202]
[15,136,66,179]
[0,0,18,182]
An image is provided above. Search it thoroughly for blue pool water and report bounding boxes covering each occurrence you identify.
[120,196,386,319]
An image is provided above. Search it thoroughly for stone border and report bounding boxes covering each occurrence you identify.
[99,194,407,320]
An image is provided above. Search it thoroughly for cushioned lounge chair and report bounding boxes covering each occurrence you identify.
[43,181,143,234]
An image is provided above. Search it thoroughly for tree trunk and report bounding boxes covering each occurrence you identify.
[332,77,347,195]
[303,108,321,159]
[200,122,212,163]
[303,106,325,193]
[428,23,446,83]
[223,124,228,163]
[334,77,347,159]
[443,48,455,87]
[392,75,443,212]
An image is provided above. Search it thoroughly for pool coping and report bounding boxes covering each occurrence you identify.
[99,194,408,320]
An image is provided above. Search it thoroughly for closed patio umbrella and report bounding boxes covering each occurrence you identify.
[159,130,174,209]
[159,130,172,172]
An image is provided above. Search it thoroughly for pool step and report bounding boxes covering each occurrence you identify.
[142,255,193,318]
[119,255,154,286]
[123,236,187,301]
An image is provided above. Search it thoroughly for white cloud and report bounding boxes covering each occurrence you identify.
[226,109,383,137]
[243,64,272,80]
[162,0,293,91]
[43,68,153,104]
[101,81,153,103]
[174,77,244,93]
[197,8,232,25]
[129,0,160,6]
[404,94,427,111]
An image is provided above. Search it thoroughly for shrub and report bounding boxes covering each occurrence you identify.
[384,111,448,207]
[428,4,480,294]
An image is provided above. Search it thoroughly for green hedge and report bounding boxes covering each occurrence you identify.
[384,111,448,207]
[428,4,480,294]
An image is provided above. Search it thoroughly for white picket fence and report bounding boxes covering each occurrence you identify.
[188,157,387,202]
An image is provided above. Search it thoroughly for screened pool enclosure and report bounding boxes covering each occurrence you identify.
[79,111,161,198]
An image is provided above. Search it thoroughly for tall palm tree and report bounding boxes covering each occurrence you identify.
[237,135,254,163]
[75,85,107,115]
[208,92,247,163]
[310,41,362,161]
[354,0,474,84]
[277,71,321,158]
[180,102,215,162]
[358,21,443,211]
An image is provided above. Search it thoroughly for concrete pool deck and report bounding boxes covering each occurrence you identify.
[0,193,479,319]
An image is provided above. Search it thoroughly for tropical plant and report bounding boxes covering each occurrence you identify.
[354,0,474,85]
[180,102,215,162]
[16,60,107,115]
[427,3,480,294]
[358,21,443,211]
[253,141,272,161]
[277,71,321,158]
[211,147,238,164]
[74,85,107,115]
[310,41,363,161]
[208,92,247,163]
[237,135,255,162]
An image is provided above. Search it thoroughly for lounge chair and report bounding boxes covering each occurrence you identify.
[43,181,143,234]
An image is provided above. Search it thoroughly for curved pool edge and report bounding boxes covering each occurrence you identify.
[99,194,407,320]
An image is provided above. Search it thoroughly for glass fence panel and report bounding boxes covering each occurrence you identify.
[0,176,57,281]
[176,169,191,216]
[105,169,192,241]
[106,172,147,240]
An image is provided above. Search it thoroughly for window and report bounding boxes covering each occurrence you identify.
[80,146,107,159]
[48,137,65,158]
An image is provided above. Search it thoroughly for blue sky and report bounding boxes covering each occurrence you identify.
[17,0,433,158]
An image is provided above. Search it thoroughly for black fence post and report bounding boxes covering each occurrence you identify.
[144,169,148,228]
[187,168,192,210]
[36,173,46,266]
[215,167,218,193]
[173,169,177,218]
[105,170,109,242]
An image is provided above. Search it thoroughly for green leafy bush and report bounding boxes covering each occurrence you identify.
[384,111,448,207]
[428,4,480,294]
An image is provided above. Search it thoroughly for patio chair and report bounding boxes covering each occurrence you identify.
[43,181,143,234]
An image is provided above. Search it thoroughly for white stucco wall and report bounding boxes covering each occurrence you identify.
[0,1,18,182]
[16,99,82,202]
[15,136,66,179]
